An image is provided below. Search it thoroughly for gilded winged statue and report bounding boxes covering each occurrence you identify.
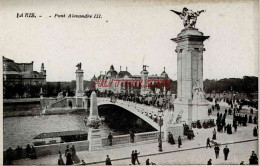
[171,8,205,29]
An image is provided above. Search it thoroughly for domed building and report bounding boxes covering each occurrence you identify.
[160,67,168,78]
[95,65,171,95]
[106,65,118,78]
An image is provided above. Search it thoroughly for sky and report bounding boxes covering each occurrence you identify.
[0,0,259,82]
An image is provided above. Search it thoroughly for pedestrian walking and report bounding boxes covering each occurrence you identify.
[65,151,73,165]
[178,135,182,148]
[206,138,211,148]
[134,150,140,165]
[212,128,216,140]
[253,127,258,137]
[214,145,220,159]
[71,145,80,164]
[58,154,65,165]
[105,155,112,165]
[131,151,136,165]
[65,145,70,157]
[223,145,230,161]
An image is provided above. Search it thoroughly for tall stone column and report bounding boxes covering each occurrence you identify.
[172,28,210,126]
[140,66,149,96]
[87,91,102,151]
[76,68,84,97]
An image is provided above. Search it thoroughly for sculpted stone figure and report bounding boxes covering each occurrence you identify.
[76,63,82,70]
[143,65,149,71]
[193,80,206,101]
[171,8,205,29]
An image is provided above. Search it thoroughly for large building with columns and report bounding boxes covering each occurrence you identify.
[92,65,169,95]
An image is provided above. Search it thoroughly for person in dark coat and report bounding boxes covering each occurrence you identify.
[134,150,140,165]
[214,145,220,159]
[130,131,135,143]
[223,145,230,161]
[254,116,257,124]
[167,132,171,143]
[66,151,73,165]
[249,151,258,165]
[249,115,253,123]
[71,145,80,164]
[206,138,211,148]
[233,121,237,132]
[25,144,31,158]
[131,151,135,165]
[207,159,212,165]
[58,154,65,165]
[146,159,150,165]
[5,147,14,165]
[253,127,258,137]
[105,155,112,165]
[15,146,23,159]
[250,108,254,114]
[30,146,37,159]
[108,133,113,146]
[65,145,70,157]
[178,135,182,148]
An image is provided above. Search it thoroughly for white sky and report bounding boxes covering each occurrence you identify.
[0,0,259,82]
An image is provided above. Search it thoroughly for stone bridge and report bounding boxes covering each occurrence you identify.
[97,98,163,131]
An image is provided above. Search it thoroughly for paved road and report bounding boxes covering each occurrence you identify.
[107,140,257,165]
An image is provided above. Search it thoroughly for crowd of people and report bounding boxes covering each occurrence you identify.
[4,144,37,165]
[58,145,80,165]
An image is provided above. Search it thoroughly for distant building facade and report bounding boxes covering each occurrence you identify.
[92,65,169,95]
[3,56,46,86]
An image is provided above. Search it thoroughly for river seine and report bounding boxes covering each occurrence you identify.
[3,113,113,150]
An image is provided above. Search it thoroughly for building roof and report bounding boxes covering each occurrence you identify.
[91,75,97,81]
[107,65,118,78]
[34,130,88,139]
[160,67,168,78]
[3,56,21,73]
[118,71,132,78]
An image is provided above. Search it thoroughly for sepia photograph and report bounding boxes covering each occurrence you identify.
[1,0,259,165]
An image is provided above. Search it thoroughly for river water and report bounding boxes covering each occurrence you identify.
[3,113,113,150]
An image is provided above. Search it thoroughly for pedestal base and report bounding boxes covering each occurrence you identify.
[164,123,184,142]
[88,128,102,151]
[174,98,210,126]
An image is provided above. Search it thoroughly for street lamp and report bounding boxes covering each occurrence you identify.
[158,109,163,152]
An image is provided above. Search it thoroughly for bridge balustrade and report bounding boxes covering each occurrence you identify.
[102,131,164,147]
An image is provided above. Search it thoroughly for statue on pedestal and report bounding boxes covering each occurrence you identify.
[171,8,205,29]
[76,63,82,70]
[143,65,149,71]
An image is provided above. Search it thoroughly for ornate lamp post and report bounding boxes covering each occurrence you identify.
[158,109,163,152]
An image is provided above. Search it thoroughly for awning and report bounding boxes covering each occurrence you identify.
[34,130,88,139]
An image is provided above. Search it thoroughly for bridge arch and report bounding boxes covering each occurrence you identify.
[97,98,162,131]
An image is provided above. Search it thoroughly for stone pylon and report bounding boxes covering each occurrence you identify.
[140,67,149,96]
[76,67,84,97]
[87,91,102,151]
[172,28,210,126]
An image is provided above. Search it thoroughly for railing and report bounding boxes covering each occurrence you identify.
[102,131,164,147]
[47,97,68,109]
[3,98,40,103]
